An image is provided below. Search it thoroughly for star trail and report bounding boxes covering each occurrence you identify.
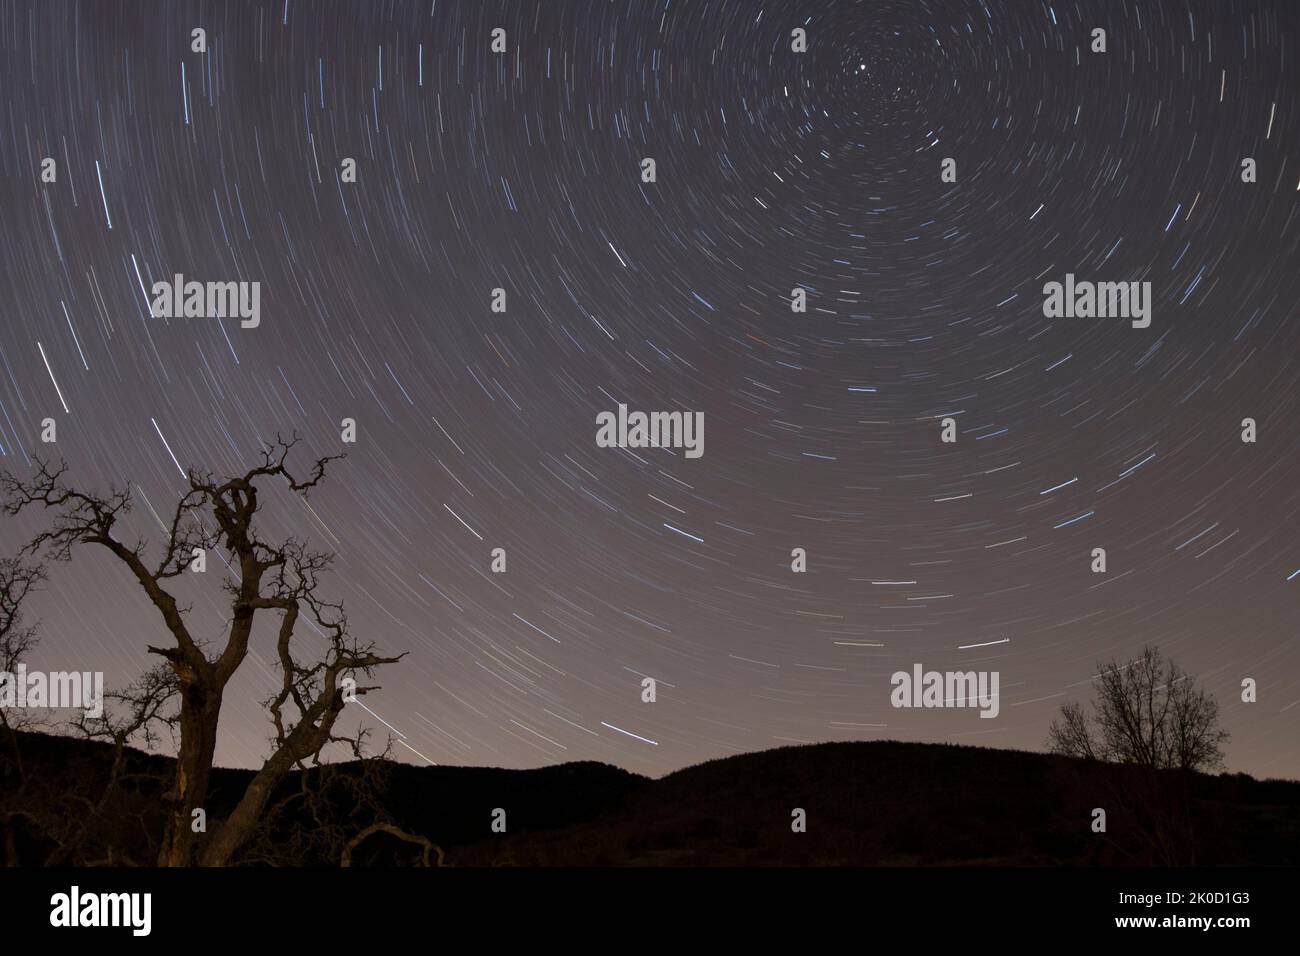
[0,0,1297,780]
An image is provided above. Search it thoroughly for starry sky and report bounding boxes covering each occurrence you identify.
[1,0,1297,779]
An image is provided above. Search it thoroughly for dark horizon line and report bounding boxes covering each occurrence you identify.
[15,726,1299,786]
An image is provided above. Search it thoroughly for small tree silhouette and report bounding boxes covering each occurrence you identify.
[0,558,47,788]
[1048,645,1228,772]
[1,436,405,866]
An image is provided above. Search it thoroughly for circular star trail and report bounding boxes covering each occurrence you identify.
[1,0,1297,778]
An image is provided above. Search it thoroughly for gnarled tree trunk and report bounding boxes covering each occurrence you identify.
[158,686,222,866]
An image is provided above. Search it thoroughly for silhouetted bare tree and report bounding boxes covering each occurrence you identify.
[1,436,405,865]
[1048,646,1228,772]
[0,558,46,789]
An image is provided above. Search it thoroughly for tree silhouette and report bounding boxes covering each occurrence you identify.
[1,436,404,865]
[1047,645,1228,772]
[0,558,47,788]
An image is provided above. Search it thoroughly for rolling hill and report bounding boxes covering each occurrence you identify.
[3,731,1297,866]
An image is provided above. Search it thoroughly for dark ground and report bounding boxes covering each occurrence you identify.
[3,730,1297,866]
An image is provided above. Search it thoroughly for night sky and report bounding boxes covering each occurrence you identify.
[1,0,1297,779]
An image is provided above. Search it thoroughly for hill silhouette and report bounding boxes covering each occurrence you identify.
[3,731,1297,866]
